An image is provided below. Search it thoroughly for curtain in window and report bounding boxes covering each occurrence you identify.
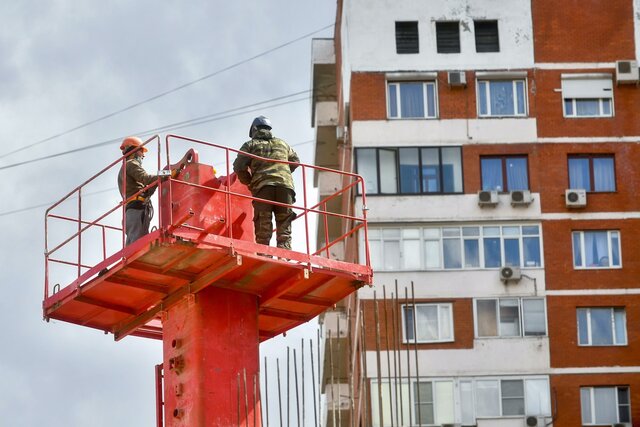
[475,380,500,416]
[481,158,503,191]
[584,231,608,266]
[593,157,615,191]
[593,387,617,424]
[442,147,462,192]
[388,84,398,117]
[477,300,497,336]
[400,148,420,193]
[399,83,424,118]
[575,99,599,116]
[522,299,546,336]
[489,81,515,115]
[506,157,528,190]
[418,305,439,341]
[357,149,379,194]
[525,379,551,415]
[568,158,590,190]
[590,308,614,345]
[379,149,398,193]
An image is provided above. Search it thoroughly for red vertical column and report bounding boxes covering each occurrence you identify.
[162,286,261,426]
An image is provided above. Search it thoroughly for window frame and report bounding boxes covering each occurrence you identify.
[571,230,622,269]
[395,21,419,54]
[581,386,631,425]
[477,79,528,117]
[435,21,461,54]
[401,303,455,344]
[472,377,551,419]
[387,80,439,119]
[480,155,530,192]
[364,224,543,272]
[561,75,614,118]
[474,297,548,339]
[577,307,627,346]
[355,146,463,196]
[567,154,617,193]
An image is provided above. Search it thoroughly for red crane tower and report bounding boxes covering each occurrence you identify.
[43,135,372,426]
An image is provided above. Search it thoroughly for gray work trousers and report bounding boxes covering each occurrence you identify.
[125,203,153,245]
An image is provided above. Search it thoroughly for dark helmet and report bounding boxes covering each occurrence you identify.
[249,115,272,138]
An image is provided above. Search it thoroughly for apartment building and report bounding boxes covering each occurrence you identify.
[311,0,640,426]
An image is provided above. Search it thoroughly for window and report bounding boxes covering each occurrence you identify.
[562,75,614,118]
[371,377,550,426]
[581,386,630,425]
[387,81,438,119]
[481,156,529,192]
[568,155,616,192]
[436,21,460,53]
[577,307,627,346]
[402,303,453,343]
[395,21,419,54]
[572,230,621,269]
[474,378,550,418]
[474,20,499,52]
[478,79,527,117]
[365,224,542,271]
[475,298,546,338]
[413,381,455,425]
[356,147,462,195]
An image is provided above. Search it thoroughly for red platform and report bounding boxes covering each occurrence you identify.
[44,135,372,342]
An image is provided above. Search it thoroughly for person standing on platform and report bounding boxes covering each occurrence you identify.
[118,136,160,245]
[233,116,300,250]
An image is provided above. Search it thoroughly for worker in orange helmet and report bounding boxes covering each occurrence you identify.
[117,136,159,245]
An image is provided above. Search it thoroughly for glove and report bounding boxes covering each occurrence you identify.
[171,169,178,178]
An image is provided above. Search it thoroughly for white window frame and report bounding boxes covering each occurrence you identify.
[474,297,547,338]
[561,74,614,118]
[471,376,551,419]
[401,303,455,344]
[363,224,543,272]
[476,78,528,117]
[572,230,622,269]
[387,80,439,119]
[577,307,627,346]
[581,386,631,425]
[369,376,550,426]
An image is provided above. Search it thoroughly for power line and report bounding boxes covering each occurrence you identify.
[0,91,311,172]
[0,140,315,218]
[0,23,333,162]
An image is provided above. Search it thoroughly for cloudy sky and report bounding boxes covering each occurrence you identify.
[0,2,335,425]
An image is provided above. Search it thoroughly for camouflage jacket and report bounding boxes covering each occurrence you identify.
[233,129,299,194]
[117,156,158,203]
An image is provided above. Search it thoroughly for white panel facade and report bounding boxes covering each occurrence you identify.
[352,119,538,146]
[365,337,550,377]
[343,0,534,72]
[356,194,542,223]
[358,270,545,299]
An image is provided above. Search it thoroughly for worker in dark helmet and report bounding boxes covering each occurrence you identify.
[233,116,300,250]
[117,136,161,245]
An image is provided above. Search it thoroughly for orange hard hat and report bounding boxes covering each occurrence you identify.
[120,136,147,153]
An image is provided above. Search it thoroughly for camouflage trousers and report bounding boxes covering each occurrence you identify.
[252,185,296,250]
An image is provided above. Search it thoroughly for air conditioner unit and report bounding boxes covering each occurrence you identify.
[510,190,533,206]
[565,189,587,208]
[525,416,538,426]
[500,266,521,282]
[612,423,630,427]
[478,190,498,207]
[615,60,639,84]
[448,71,467,87]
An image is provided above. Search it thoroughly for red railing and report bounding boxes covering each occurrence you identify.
[44,134,371,301]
